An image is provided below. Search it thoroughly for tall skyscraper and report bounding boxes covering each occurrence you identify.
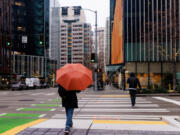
[59,6,92,68]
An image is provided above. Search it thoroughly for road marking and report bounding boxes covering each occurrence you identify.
[39,114,46,118]
[52,114,162,120]
[0,113,7,116]
[93,120,168,125]
[51,108,56,111]
[81,98,145,100]
[31,93,42,96]
[80,104,159,107]
[79,99,147,102]
[18,108,52,111]
[153,97,180,106]
[75,108,169,112]
[100,95,130,98]
[16,108,23,111]
[78,101,152,104]
[45,93,55,96]
[0,119,47,135]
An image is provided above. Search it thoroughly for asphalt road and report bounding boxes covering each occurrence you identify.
[0,86,180,135]
[0,86,180,119]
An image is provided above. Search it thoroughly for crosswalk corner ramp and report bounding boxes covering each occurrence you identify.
[162,116,180,129]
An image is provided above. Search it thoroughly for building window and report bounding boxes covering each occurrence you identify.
[73,6,81,16]
[62,7,68,16]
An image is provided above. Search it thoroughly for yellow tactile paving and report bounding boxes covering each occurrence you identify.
[93,120,168,125]
[100,95,130,98]
[0,119,47,135]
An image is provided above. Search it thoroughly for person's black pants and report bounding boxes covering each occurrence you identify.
[129,90,136,106]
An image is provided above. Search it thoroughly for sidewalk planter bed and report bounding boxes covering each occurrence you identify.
[175,85,180,93]
[137,86,168,94]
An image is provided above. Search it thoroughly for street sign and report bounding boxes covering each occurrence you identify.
[22,36,27,43]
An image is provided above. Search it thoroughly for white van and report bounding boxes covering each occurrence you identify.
[31,78,41,88]
[25,78,34,89]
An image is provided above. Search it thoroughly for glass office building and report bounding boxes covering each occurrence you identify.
[110,0,180,88]
[0,0,12,86]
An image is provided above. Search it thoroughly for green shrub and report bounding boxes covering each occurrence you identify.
[154,86,168,93]
[175,85,180,93]
[141,88,153,94]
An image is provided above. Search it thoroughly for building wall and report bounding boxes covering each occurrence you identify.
[0,0,12,84]
[97,27,105,72]
[11,0,49,57]
[123,0,180,62]
[110,0,180,88]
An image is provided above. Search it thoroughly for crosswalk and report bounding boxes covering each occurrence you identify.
[53,95,169,120]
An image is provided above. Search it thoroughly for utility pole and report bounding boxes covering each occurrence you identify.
[94,10,98,91]
[44,0,47,80]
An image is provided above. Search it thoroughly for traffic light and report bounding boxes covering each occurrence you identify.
[6,36,11,47]
[91,53,95,63]
[6,41,11,46]
[39,34,44,46]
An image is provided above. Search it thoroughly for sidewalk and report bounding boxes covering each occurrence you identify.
[16,118,180,135]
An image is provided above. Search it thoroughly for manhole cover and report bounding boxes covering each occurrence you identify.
[19,99,34,101]
[0,106,8,108]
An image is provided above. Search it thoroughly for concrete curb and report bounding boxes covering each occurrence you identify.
[162,116,180,128]
[137,93,180,97]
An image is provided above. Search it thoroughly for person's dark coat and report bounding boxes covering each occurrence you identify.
[127,73,141,89]
[58,85,78,108]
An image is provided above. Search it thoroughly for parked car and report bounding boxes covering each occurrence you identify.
[11,81,27,90]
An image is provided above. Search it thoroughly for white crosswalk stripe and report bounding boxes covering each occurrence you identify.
[53,96,169,119]
[30,92,56,96]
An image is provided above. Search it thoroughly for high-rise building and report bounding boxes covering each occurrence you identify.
[110,0,180,88]
[50,7,61,68]
[0,0,12,85]
[59,6,92,68]
[12,0,49,56]
[97,27,105,72]
[105,17,111,67]
[11,0,52,80]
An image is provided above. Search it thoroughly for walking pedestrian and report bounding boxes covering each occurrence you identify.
[58,85,79,135]
[127,73,141,107]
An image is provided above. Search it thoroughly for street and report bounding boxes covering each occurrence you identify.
[0,86,180,135]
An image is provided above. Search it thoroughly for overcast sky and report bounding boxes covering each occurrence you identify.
[51,0,109,28]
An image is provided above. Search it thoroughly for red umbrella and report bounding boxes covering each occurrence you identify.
[56,63,93,91]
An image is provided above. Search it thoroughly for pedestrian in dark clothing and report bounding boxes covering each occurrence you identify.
[58,85,79,135]
[127,73,141,107]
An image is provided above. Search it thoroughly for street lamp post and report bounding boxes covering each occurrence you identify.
[83,8,98,91]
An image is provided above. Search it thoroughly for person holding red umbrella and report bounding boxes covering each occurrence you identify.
[58,85,79,135]
[56,63,93,134]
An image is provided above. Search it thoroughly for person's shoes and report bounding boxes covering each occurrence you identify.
[64,130,70,135]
